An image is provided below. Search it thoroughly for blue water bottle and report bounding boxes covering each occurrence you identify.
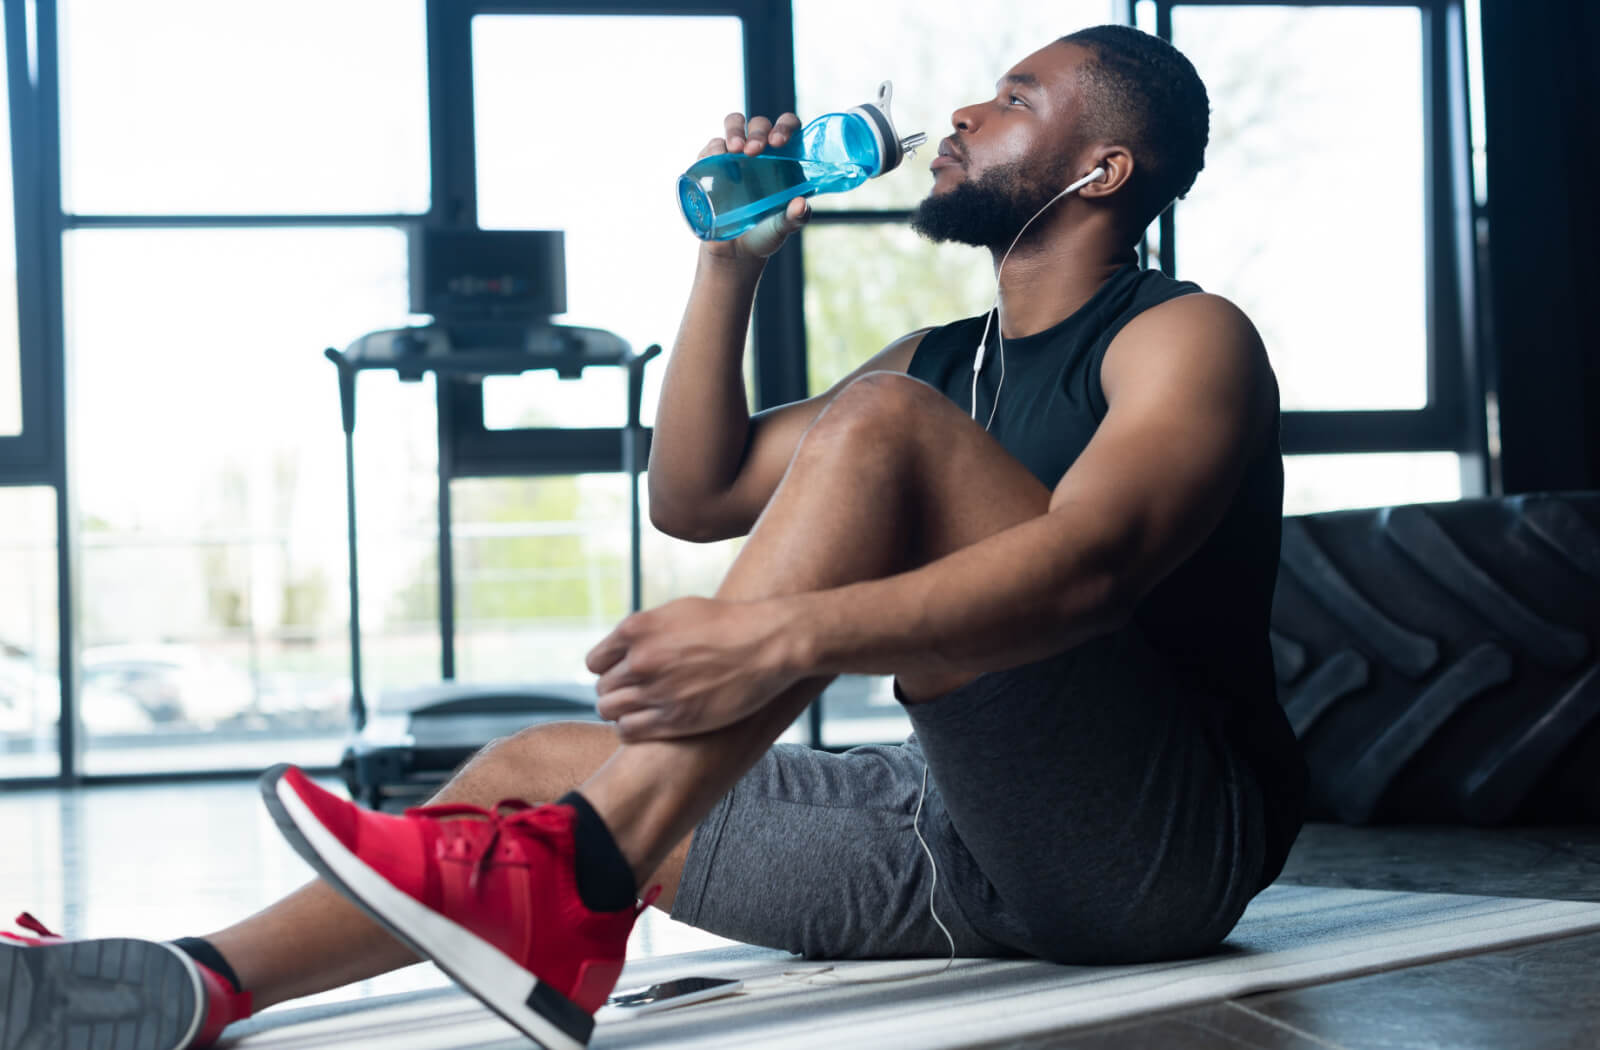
[678,81,927,241]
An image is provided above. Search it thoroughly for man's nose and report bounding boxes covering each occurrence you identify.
[951,102,981,132]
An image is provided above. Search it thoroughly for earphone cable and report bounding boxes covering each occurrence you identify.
[969,166,1106,430]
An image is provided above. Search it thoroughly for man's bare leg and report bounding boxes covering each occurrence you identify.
[581,373,1052,883]
[210,372,1045,1010]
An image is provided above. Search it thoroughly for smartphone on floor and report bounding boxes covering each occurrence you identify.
[606,976,744,1014]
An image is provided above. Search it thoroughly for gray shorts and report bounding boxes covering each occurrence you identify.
[670,627,1283,965]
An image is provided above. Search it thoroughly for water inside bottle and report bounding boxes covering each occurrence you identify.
[682,151,867,240]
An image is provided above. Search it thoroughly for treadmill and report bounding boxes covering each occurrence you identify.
[330,229,658,809]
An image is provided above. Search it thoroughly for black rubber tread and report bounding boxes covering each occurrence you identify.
[1271,491,1600,824]
[0,937,196,1050]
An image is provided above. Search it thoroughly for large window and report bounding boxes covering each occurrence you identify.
[56,0,432,774]
[5,1,1492,779]
[472,13,745,430]
[67,229,420,773]
[468,11,752,671]
[1173,6,1428,412]
[1167,5,1462,510]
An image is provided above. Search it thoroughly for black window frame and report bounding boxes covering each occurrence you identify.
[0,0,51,475]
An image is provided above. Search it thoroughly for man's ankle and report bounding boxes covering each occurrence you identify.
[559,791,639,912]
[171,937,244,993]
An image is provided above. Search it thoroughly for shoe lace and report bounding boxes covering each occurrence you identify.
[13,912,59,938]
[405,799,549,893]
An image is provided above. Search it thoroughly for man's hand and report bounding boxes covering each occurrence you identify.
[700,112,811,261]
[587,597,804,742]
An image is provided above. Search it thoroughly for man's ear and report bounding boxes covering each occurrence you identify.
[1079,147,1134,199]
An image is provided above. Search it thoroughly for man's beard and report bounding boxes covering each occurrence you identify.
[910,159,1068,250]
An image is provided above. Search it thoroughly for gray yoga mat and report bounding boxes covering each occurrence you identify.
[223,883,1600,1049]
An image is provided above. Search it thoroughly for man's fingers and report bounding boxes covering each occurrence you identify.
[714,113,799,160]
[743,115,773,154]
[616,711,688,744]
[595,656,638,698]
[770,112,801,145]
[723,112,747,151]
[585,632,626,675]
[595,684,647,723]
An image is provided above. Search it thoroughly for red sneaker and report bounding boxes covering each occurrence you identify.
[260,764,648,1050]
[0,913,253,1049]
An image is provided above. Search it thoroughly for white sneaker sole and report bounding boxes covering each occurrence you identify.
[259,765,590,1050]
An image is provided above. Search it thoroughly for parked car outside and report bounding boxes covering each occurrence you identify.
[0,648,155,737]
[80,645,256,730]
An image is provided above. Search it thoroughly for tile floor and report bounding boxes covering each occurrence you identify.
[2,778,1597,1048]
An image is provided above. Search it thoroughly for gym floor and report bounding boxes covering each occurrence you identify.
[4,778,1597,1049]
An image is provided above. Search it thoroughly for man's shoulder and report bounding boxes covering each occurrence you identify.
[1112,292,1264,365]
[1101,292,1273,413]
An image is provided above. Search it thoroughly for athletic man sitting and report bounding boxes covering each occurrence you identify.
[2,25,1304,1050]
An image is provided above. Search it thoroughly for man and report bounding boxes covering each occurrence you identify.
[1,25,1305,1050]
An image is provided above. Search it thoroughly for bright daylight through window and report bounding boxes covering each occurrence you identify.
[1171,6,1460,511]
[470,12,752,681]
[0,488,59,779]
[67,229,420,774]
[60,0,428,214]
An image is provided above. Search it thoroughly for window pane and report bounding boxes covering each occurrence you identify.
[452,475,751,690]
[0,487,58,778]
[1173,7,1427,410]
[803,224,996,392]
[60,0,429,215]
[0,29,17,436]
[474,15,745,430]
[793,0,1119,212]
[1284,452,1462,516]
[822,676,910,748]
[451,476,628,683]
[67,228,428,774]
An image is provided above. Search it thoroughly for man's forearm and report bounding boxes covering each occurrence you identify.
[647,250,766,525]
[781,509,1134,680]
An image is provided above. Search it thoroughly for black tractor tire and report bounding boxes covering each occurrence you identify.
[1270,491,1600,825]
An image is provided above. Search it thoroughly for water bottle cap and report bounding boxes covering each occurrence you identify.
[849,81,925,177]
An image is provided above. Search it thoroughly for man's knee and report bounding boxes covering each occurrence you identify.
[483,720,618,784]
[802,371,949,453]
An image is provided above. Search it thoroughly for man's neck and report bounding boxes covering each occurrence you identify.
[990,221,1134,339]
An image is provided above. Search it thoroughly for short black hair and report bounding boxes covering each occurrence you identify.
[1058,25,1209,232]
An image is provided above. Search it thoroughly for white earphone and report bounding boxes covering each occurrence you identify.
[970,165,1108,429]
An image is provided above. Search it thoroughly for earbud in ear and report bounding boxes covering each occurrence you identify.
[1063,166,1107,196]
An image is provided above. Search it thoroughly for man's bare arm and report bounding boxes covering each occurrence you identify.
[647,112,932,542]
[647,243,924,542]
[783,293,1276,677]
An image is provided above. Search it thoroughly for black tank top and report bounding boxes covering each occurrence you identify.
[908,263,1306,881]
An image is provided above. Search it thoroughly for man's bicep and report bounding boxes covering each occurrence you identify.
[1048,298,1270,602]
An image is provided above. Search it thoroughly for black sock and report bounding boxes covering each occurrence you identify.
[558,791,638,912]
[171,937,244,993]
